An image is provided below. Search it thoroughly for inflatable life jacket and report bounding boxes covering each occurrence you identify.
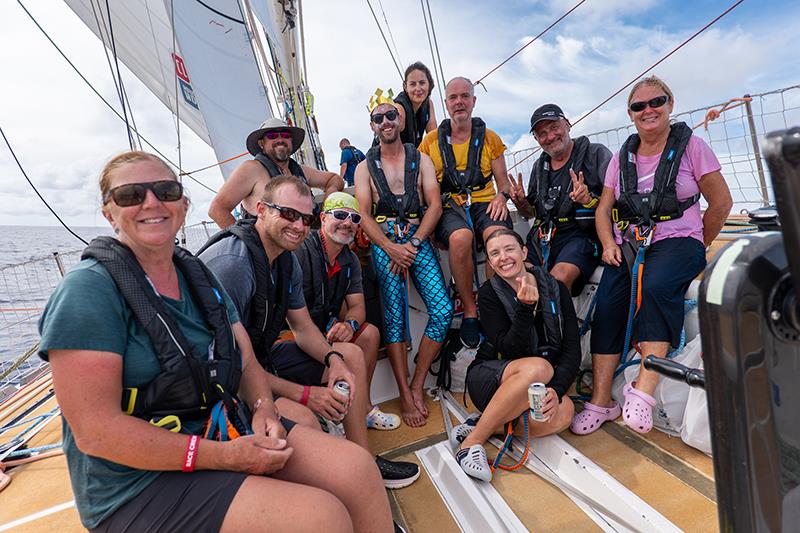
[395,91,430,147]
[81,237,241,422]
[531,136,595,228]
[437,117,492,195]
[613,122,699,228]
[197,220,293,367]
[238,154,310,220]
[489,266,563,358]
[366,143,422,223]
[298,231,353,333]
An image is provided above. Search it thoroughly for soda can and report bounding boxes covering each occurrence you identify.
[528,382,549,422]
[333,380,350,400]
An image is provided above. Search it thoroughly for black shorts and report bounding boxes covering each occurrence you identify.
[465,358,513,412]
[435,200,513,246]
[590,237,706,354]
[269,341,326,385]
[525,230,599,295]
[91,470,247,532]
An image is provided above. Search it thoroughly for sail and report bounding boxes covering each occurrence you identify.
[63,0,274,178]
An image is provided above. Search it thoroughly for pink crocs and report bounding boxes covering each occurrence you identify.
[570,401,621,435]
[622,382,657,434]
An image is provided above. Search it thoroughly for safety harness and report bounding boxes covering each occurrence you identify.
[366,143,422,227]
[298,230,353,333]
[437,117,492,197]
[238,154,310,220]
[394,91,430,147]
[198,220,293,369]
[82,237,247,437]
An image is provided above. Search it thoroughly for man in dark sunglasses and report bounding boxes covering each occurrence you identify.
[355,94,454,428]
[507,103,612,295]
[208,117,344,229]
[297,192,402,431]
[200,176,420,488]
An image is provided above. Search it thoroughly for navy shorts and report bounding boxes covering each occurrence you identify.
[466,358,513,412]
[269,341,326,385]
[435,200,513,246]
[590,237,706,354]
[525,230,599,294]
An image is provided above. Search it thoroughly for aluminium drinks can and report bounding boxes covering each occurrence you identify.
[333,380,350,399]
[528,382,549,422]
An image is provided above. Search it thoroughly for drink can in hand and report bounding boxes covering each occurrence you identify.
[333,380,350,400]
[528,382,549,422]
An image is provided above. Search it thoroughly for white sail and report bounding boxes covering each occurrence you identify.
[167,0,273,178]
[63,0,212,145]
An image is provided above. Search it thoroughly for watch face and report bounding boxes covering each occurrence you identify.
[411,237,421,247]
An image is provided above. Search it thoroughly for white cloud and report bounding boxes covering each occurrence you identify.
[0,0,798,229]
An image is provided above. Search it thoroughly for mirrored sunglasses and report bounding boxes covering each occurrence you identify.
[629,95,669,113]
[327,209,361,224]
[265,202,314,226]
[104,180,183,207]
[264,130,293,140]
[370,110,399,124]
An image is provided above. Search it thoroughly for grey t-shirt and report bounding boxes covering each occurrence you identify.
[199,236,305,329]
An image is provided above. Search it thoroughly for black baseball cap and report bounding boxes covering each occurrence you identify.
[529,104,567,132]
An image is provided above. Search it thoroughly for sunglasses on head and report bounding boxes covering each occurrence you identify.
[370,110,399,124]
[264,202,314,226]
[104,180,183,207]
[264,130,293,140]
[327,209,361,224]
[629,95,669,113]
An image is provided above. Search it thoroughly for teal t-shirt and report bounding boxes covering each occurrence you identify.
[37,258,240,529]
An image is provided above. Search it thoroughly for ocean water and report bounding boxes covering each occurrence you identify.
[1,225,113,362]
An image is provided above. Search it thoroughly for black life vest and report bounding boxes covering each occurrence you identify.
[239,153,310,220]
[613,122,699,226]
[298,231,353,333]
[489,266,563,358]
[82,237,240,421]
[437,117,492,195]
[366,143,422,222]
[197,220,293,367]
[395,91,430,147]
[531,136,593,227]
[344,146,365,169]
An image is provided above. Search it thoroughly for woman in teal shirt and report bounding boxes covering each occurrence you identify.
[39,151,393,532]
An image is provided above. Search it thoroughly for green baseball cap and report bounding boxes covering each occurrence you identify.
[323,192,360,213]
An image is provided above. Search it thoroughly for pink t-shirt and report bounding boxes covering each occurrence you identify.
[604,135,721,245]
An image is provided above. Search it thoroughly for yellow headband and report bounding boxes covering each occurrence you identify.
[368,88,396,114]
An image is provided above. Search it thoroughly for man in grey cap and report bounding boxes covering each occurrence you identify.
[508,104,611,294]
[209,118,344,228]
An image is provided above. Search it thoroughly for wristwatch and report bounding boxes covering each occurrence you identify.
[409,237,422,248]
[345,319,360,333]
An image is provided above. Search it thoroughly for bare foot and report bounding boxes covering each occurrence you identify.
[400,392,426,427]
[410,387,429,419]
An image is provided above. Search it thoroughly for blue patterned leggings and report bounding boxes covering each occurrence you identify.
[372,222,453,344]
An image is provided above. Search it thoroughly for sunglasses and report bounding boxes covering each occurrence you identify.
[629,95,669,113]
[264,131,293,140]
[264,202,314,226]
[104,180,184,207]
[327,209,361,224]
[371,110,399,124]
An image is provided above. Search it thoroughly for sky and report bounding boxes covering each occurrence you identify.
[0,0,798,231]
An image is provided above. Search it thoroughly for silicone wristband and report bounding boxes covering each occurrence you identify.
[300,385,311,406]
[324,350,344,367]
[182,435,199,473]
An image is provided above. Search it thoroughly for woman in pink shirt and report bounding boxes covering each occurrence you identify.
[571,76,733,435]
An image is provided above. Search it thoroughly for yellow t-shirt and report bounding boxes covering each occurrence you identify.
[419,125,507,203]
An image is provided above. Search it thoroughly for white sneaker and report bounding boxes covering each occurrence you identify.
[455,444,492,482]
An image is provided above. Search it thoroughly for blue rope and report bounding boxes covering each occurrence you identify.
[492,412,529,469]
[620,245,646,367]
[7,442,62,458]
[578,287,599,337]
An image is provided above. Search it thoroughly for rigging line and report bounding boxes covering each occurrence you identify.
[0,126,88,246]
[104,0,135,150]
[571,0,745,128]
[425,0,446,93]
[377,0,403,68]
[365,0,403,80]
[170,0,182,176]
[420,0,445,113]
[143,1,179,141]
[193,0,245,24]
[474,0,587,87]
[508,0,746,172]
[13,0,217,194]
[298,0,309,83]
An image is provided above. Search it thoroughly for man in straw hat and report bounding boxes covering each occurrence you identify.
[209,117,344,228]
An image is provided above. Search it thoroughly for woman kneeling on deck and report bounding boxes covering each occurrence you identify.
[38,151,394,532]
[453,229,579,482]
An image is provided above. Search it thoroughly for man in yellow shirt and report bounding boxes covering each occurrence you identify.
[418,77,513,348]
